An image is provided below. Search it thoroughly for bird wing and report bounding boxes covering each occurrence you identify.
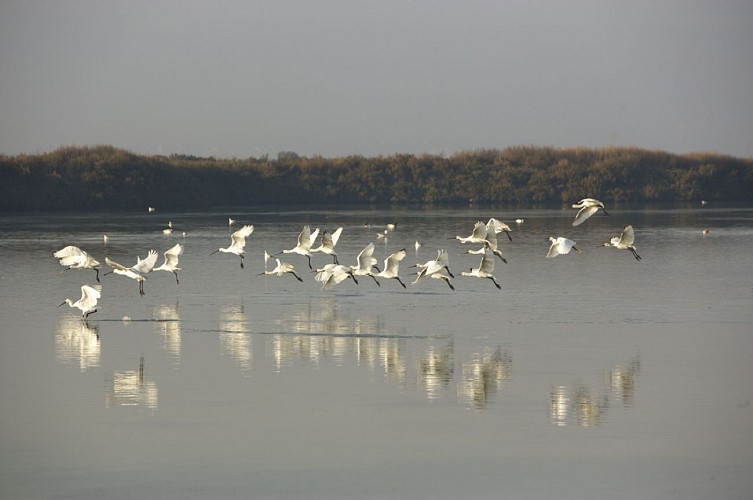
[308,227,320,248]
[296,225,312,248]
[163,243,183,267]
[479,251,495,274]
[231,225,254,249]
[484,230,498,250]
[81,284,102,304]
[559,238,576,254]
[356,243,376,271]
[105,257,129,271]
[572,205,600,226]
[329,227,343,247]
[435,249,449,267]
[54,245,84,259]
[470,221,487,240]
[134,250,159,273]
[486,218,511,234]
[384,249,407,275]
[545,239,559,258]
[55,246,87,266]
[618,225,635,246]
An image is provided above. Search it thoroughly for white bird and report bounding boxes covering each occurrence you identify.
[54,246,101,283]
[351,242,381,285]
[103,234,109,245]
[311,227,343,264]
[148,206,156,213]
[212,224,254,268]
[386,223,397,231]
[280,225,319,269]
[413,249,455,290]
[481,230,509,263]
[571,198,609,226]
[153,243,184,283]
[546,237,581,258]
[315,264,358,289]
[104,257,147,296]
[259,258,303,282]
[603,224,642,261]
[132,250,159,275]
[515,218,524,224]
[414,240,422,253]
[228,217,236,226]
[58,284,101,319]
[374,248,408,288]
[162,221,173,235]
[460,250,501,290]
[486,218,513,241]
[455,221,487,244]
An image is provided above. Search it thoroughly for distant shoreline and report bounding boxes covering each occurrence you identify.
[2,145,751,211]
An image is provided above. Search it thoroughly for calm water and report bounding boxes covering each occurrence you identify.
[1,205,751,499]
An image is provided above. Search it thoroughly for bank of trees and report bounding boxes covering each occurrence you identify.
[1,145,751,210]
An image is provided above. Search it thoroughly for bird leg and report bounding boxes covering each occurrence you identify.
[94,268,101,283]
[370,275,381,286]
[240,255,245,269]
[489,277,501,290]
[291,272,304,282]
[630,248,642,261]
[395,277,406,289]
[173,271,179,284]
[139,281,145,296]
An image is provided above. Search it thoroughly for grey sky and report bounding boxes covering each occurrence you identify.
[1,0,751,159]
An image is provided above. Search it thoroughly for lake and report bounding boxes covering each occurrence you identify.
[1,205,751,499]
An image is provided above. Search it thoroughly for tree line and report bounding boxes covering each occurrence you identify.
[1,145,751,211]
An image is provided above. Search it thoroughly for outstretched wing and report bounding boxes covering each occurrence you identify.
[572,205,600,226]
[105,257,129,271]
[231,225,254,249]
[384,249,407,274]
[356,243,376,271]
[329,227,343,247]
[163,243,183,267]
[486,218,511,234]
[133,250,159,274]
[618,225,635,246]
[54,246,87,266]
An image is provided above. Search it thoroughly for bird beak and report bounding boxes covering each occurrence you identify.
[210,250,219,256]
[57,301,66,308]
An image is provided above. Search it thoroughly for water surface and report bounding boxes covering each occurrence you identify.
[1,205,751,499]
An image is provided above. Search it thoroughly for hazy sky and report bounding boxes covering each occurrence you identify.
[1,1,751,159]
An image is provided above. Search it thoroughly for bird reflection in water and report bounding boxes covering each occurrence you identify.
[550,354,640,427]
[55,315,100,372]
[417,341,455,401]
[219,304,252,372]
[457,346,512,410]
[107,356,158,412]
[609,354,641,408]
[153,303,181,365]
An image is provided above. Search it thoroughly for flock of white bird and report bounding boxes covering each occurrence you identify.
[57,198,641,321]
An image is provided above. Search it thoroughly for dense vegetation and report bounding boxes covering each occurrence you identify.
[1,145,751,210]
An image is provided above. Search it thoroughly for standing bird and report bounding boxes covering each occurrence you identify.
[311,227,343,264]
[460,250,502,290]
[570,198,609,226]
[374,248,408,288]
[153,243,184,284]
[212,224,254,268]
[54,246,101,283]
[603,225,642,261]
[259,258,304,282]
[351,242,381,285]
[280,225,319,270]
[546,237,581,258]
[104,261,146,296]
[59,284,101,320]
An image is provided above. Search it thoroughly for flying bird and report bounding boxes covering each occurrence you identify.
[104,255,152,296]
[373,248,408,288]
[460,250,501,289]
[311,227,343,264]
[570,198,609,226]
[486,218,513,241]
[603,225,642,261]
[546,237,581,258]
[153,243,184,283]
[315,264,359,289]
[212,224,254,268]
[280,225,319,269]
[259,258,304,282]
[54,246,101,283]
